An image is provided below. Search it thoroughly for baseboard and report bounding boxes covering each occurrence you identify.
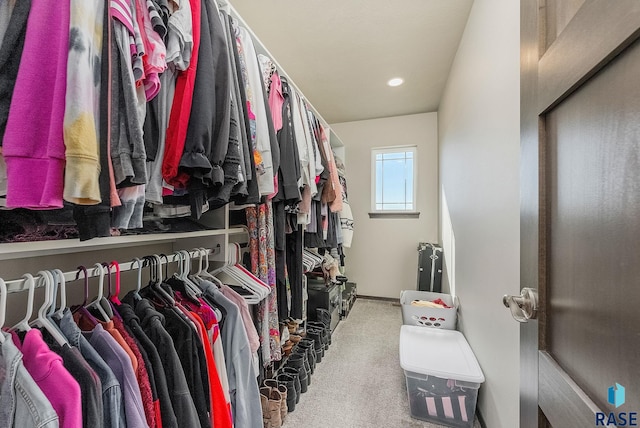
[357,295,400,304]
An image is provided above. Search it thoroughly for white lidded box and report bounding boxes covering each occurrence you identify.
[400,290,458,329]
[399,325,485,428]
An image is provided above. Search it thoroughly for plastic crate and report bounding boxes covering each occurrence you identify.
[400,326,484,428]
[400,290,458,329]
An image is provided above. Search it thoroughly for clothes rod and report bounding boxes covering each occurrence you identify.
[5,245,220,294]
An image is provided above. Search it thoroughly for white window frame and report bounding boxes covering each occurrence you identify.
[370,145,418,215]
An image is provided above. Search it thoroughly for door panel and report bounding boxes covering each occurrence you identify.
[544,0,585,49]
[521,0,640,427]
[547,39,640,412]
[538,1,640,114]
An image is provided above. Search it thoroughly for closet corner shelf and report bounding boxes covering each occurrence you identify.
[0,229,238,261]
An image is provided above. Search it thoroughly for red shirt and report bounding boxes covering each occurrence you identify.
[162,0,201,188]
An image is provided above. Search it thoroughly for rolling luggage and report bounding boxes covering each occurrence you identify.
[417,243,443,293]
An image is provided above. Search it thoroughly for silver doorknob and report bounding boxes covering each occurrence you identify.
[503,288,538,322]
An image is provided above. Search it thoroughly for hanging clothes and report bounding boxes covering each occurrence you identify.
[246,202,281,363]
[197,279,263,428]
[75,321,149,428]
[11,329,83,428]
[57,308,127,428]
[41,330,104,428]
[0,331,60,428]
[0,0,30,148]
[163,0,201,188]
[3,0,69,209]
[62,0,106,206]
[117,302,180,428]
[123,296,203,428]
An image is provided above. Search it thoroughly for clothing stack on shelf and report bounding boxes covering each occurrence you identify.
[0,251,266,428]
[0,0,351,243]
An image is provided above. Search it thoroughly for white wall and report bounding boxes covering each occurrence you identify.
[438,0,521,427]
[331,113,439,299]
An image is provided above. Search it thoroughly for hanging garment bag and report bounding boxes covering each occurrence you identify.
[417,243,443,293]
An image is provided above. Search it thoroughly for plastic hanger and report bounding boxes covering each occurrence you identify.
[0,278,6,343]
[72,266,89,314]
[52,269,67,319]
[132,258,144,301]
[47,270,60,318]
[214,266,269,304]
[156,253,168,279]
[179,250,203,298]
[85,263,111,322]
[99,263,115,319]
[109,260,122,305]
[197,247,217,280]
[31,270,68,346]
[10,274,35,332]
[146,255,175,306]
[163,252,195,302]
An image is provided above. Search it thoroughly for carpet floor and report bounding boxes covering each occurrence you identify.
[280,298,481,428]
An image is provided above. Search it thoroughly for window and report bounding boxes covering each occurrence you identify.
[371,146,418,215]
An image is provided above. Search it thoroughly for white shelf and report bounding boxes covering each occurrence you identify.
[0,229,233,261]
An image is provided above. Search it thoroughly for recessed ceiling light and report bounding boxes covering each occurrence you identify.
[387,77,404,87]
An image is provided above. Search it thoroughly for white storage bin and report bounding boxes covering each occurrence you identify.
[400,290,458,329]
[399,325,485,428]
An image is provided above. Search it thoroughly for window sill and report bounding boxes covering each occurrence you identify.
[368,212,420,219]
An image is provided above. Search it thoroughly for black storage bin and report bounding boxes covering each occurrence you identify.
[306,279,341,332]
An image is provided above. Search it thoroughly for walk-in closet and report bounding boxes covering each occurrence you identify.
[0,0,532,427]
[0,0,357,426]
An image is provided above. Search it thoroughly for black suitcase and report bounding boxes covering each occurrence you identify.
[307,279,342,332]
[417,243,443,293]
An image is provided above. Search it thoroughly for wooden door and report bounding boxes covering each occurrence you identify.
[520,1,640,427]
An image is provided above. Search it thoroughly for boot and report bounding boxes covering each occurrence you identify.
[316,308,332,331]
[316,308,331,345]
[264,379,288,423]
[292,347,312,385]
[308,322,330,349]
[307,328,326,355]
[286,354,309,393]
[279,367,302,403]
[298,339,316,373]
[276,373,297,412]
[260,387,282,428]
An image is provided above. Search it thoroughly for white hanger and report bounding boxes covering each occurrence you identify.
[0,278,6,343]
[86,263,111,322]
[179,250,202,297]
[132,257,144,301]
[10,274,35,332]
[151,254,175,306]
[52,269,67,319]
[196,248,215,279]
[212,260,270,303]
[31,270,68,346]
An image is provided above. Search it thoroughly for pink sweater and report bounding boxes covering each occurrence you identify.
[13,329,82,428]
[3,0,69,208]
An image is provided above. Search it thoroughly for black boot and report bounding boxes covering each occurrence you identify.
[308,322,331,349]
[287,353,310,391]
[276,373,297,412]
[292,346,313,383]
[279,367,302,402]
[307,328,327,354]
[298,339,316,373]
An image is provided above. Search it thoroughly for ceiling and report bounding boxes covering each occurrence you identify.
[227,0,474,124]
